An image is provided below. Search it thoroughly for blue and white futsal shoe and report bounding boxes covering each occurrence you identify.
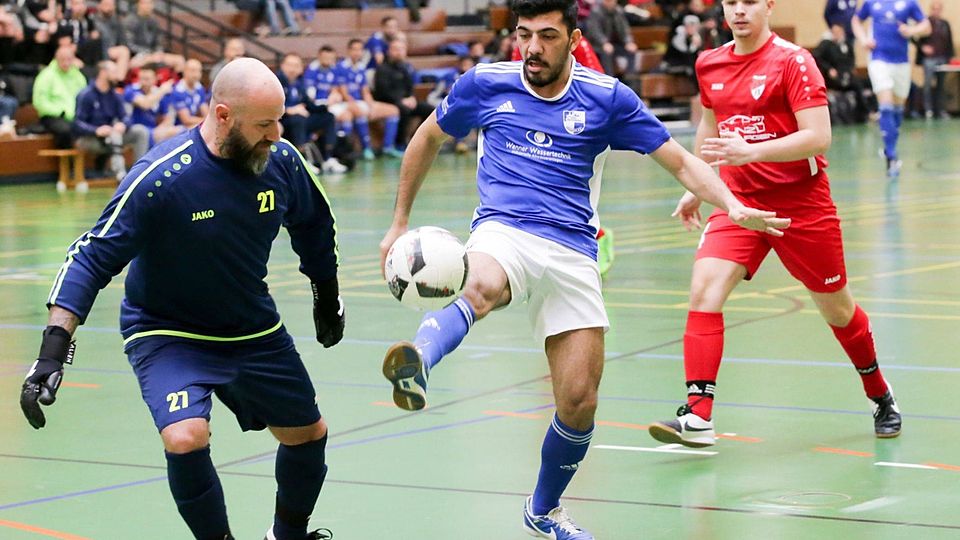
[382,341,428,411]
[523,496,593,540]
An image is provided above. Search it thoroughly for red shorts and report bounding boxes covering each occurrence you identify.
[695,200,847,294]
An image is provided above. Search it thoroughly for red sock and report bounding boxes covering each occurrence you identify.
[830,305,888,398]
[683,311,724,420]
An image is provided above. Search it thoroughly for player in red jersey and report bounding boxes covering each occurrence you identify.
[647,0,901,448]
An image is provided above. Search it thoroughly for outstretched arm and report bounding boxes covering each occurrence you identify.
[378,111,450,275]
[651,137,790,237]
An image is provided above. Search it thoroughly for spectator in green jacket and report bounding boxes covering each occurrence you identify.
[33,45,87,148]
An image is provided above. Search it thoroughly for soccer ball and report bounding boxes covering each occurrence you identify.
[385,226,469,311]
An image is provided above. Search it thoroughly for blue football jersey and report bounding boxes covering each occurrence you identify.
[857,0,926,63]
[123,83,161,129]
[435,61,671,260]
[171,80,208,123]
[304,61,340,104]
[337,59,367,101]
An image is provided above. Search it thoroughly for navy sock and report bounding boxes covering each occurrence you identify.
[532,414,593,516]
[383,117,399,150]
[274,436,328,540]
[165,447,230,540]
[413,297,475,373]
[355,118,371,149]
[879,105,899,160]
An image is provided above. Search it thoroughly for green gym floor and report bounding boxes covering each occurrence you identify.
[1,120,960,540]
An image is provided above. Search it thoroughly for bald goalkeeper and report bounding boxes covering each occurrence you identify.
[19,58,344,540]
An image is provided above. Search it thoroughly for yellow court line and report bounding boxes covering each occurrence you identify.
[0,520,92,540]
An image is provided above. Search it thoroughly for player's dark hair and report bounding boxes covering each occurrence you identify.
[347,38,363,48]
[510,0,578,36]
[381,15,396,25]
[319,44,335,54]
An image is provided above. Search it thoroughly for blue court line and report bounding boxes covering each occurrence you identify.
[0,476,166,511]
[235,403,558,466]
[3,324,958,375]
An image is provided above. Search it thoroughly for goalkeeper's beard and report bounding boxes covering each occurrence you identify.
[220,125,272,176]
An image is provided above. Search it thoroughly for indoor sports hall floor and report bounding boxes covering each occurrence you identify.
[1,121,959,539]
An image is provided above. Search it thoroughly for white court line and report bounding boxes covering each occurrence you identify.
[874,461,938,470]
[840,496,901,513]
[594,444,718,456]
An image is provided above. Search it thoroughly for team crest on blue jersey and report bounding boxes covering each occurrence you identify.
[563,110,586,135]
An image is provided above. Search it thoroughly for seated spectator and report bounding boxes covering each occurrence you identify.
[660,14,702,85]
[365,16,400,69]
[90,0,130,81]
[73,60,149,178]
[55,0,101,72]
[339,37,402,160]
[32,45,87,148]
[0,0,25,55]
[276,53,346,174]
[123,63,181,145]
[373,38,432,149]
[468,40,491,64]
[124,0,184,73]
[266,0,300,35]
[15,0,59,66]
[585,0,637,77]
[690,0,730,49]
[170,58,208,128]
[916,0,954,119]
[0,70,17,125]
[426,55,475,154]
[305,44,354,144]
[814,24,871,124]
[209,37,245,82]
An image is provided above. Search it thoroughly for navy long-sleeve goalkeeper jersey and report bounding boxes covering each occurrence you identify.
[47,127,339,345]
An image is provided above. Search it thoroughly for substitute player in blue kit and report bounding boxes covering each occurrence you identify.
[376,0,789,537]
[20,58,344,540]
[852,0,929,178]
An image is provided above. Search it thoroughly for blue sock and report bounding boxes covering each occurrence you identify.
[532,414,593,516]
[355,118,371,149]
[274,436,328,540]
[413,297,475,372]
[337,120,353,137]
[165,447,231,540]
[879,105,899,160]
[894,107,903,129]
[383,117,399,150]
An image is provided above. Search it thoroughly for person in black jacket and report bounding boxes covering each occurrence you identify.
[813,24,871,124]
[373,38,433,148]
[915,0,954,119]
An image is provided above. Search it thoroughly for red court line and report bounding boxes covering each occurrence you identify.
[596,420,649,430]
[716,434,763,443]
[926,462,960,471]
[0,520,91,540]
[813,446,875,458]
[60,382,99,389]
[371,401,397,407]
[482,410,544,420]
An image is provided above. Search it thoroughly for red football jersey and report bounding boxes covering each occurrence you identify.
[697,34,829,194]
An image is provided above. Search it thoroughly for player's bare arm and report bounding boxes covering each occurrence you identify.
[379,111,450,276]
[652,138,790,237]
[48,305,80,335]
[701,106,832,166]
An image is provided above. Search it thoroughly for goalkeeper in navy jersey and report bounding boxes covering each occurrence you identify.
[20,58,344,540]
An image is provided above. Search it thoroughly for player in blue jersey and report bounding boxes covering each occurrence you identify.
[171,59,210,128]
[852,0,929,178]
[124,64,183,145]
[376,0,789,537]
[20,58,344,540]
[339,38,403,159]
[305,45,355,143]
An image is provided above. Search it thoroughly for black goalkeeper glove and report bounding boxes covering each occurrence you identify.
[21,326,75,429]
[312,278,345,348]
